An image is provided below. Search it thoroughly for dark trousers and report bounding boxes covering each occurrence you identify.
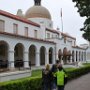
[43,83,51,90]
[51,78,57,89]
[51,81,57,89]
[57,86,64,90]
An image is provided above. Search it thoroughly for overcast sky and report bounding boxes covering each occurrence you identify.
[0,0,88,45]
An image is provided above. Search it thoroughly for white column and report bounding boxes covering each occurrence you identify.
[61,56,64,65]
[56,52,58,60]
[74,52,76,62]
[45,51,49,65]
[77,53,79,62]
[79,53,80,61]
[81,53,82,61]
[70,55,72,63]
[85,52,86,62]
[82,53,83,62]
[80,54,81,61]
[80,53,81,62]
[24,51,29,68]
[83,52,85,62]
[8,50,15,69]
[52,51,55,64]
[82,53,84,62]
[36,51,40,66]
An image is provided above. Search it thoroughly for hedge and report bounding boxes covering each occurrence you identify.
[67,66,90,80]
[0,77,42,90]
[0,65,90,90]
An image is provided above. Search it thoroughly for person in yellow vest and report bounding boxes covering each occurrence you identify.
[55,66,68,90]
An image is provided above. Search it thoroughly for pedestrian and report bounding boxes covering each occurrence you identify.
[42,64,52,90]
[55,65,68,90]
[50,60,60,90]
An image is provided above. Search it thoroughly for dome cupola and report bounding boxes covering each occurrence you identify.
[25,0,51,20]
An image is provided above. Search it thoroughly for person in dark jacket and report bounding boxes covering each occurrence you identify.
[50,64,57,90]
[42,64,52,90]
[50,60,61,90]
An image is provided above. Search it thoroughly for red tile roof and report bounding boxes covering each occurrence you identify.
[72,46,86,50]
[0,10,76,40]
[46,28,76,40]
[0,10,40,27]
[61,32,76,40]
[46,28,59,34]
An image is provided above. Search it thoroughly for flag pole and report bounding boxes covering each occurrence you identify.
[61,8,63,32]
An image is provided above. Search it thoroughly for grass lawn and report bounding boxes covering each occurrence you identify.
[31,69,42,77]
[83,63,90,66]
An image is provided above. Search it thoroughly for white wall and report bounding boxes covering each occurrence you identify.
[86,47,90,61]
[0,15,40,38]
[45,30,59,39]
[0,14,87,63]
[29,18,53,29]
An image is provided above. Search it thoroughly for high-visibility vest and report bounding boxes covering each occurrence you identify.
[55,70,65,86]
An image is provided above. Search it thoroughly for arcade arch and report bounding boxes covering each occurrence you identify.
[40,46,46,65]
[14,43,24,68]
[29,45,36,66]
[0,41,9,68]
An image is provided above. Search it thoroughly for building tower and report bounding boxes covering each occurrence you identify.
[25,0,53,29]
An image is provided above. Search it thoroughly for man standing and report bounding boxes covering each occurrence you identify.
[50,60,61,90]
[55,66,68,90]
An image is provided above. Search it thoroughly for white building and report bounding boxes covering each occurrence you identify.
[0,0,89,72]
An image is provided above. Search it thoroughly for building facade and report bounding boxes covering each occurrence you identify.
[0,0,89,71]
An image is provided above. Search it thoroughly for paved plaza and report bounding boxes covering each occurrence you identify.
[65,73,90,90]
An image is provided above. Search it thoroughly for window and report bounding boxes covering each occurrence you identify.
[52,34,53,38]
[56,35,59,38]
[40,21,44,24]
[47,33,50,38]
[34,30,37,38]
[56,35,57,38]
[25,27,28,36]
[0,20,5,32]
[74,41,76,46]
[13,23,18,34]
[49,23,52,27]
[64,37,66,43]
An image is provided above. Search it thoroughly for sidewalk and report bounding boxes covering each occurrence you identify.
[65,73,90,90]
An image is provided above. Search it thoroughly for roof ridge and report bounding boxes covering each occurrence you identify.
[0,10,40,27]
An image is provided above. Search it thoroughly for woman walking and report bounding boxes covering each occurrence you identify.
[42,64,52,90]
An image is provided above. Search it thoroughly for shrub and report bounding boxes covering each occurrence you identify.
[67,66,90,80]
[0,77,42,90]
[0,66,90,90]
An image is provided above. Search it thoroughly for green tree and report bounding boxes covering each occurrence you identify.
[72,0,90,42]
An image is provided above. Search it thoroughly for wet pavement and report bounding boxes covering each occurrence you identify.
[65,73,90,90]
